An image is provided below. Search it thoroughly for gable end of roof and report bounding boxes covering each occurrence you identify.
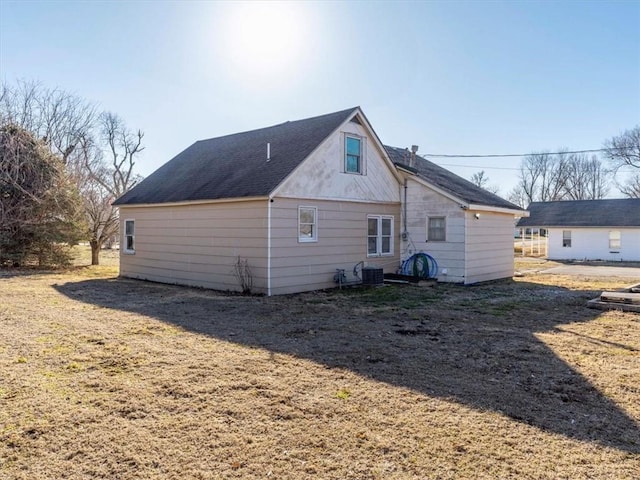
[114,107,359,206]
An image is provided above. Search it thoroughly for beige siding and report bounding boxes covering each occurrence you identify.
[119,201,269,294]
[269,197,401,295]
[119,198,401,296]
[465,211,515,283]
[275,119,401,203]
[401,178,466,283]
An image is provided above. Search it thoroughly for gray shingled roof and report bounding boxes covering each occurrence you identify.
[114,107,524,212]
[114,107,359,205]
[384,146,523,211]
[517,199,640,227]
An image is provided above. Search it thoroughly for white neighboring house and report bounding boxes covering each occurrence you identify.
[517,199,640,262]
[113,107,526,295]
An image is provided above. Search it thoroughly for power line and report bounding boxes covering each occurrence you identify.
[436,163,637,172]
[414,146,635,172]
[437,163,520,170]
[423,148,608,159]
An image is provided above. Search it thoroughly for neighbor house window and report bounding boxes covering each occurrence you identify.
[345,135,362,174]
[427,217,446,242]
[562,230,571,248]
[124,219,135,253]
[298,206,317,242]
[368,215,393,256]
[609,230,621,251]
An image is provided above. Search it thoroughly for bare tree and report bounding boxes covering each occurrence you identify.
[1,81,144,266]
[470,170,489,189]
[511,150,609,206]
[0,80,96,165]
[82,113,144,265]
[603,126,640,171]
[507,186,530,209]
[563,153,609,200]
[603,126,640,198]
[470,170,500,195]
[89,112,144,197]
[512,152,566,206]
[541,151,573,201]
[617,174,640,198]
[74,136,116,266]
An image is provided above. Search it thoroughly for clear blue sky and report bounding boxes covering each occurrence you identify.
[1,0,639,196]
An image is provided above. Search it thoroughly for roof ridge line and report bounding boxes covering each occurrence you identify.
[195,107,360,144]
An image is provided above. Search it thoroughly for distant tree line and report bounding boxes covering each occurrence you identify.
[507,151,609,208]
[470,126,640,208]
[0,80,143,267]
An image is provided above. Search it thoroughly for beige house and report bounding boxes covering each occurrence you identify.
[114,107,525,295]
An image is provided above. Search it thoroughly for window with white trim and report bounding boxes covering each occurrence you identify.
[562,230,571,248]
[345,135,363,174]
[367,215,393,256]
[124,219,135,253]
[427,216,446,242]
[298,206,317,242]
[609,230,621,251]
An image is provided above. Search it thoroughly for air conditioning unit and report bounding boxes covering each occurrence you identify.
[362,266,384,286]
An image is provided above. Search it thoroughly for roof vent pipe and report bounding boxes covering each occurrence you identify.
[410,145,419,168]
[267,142,271,162]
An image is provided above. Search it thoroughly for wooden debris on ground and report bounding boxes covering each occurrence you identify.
[587,283,640,312]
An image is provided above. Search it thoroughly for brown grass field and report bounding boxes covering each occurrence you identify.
[1,249,639,479]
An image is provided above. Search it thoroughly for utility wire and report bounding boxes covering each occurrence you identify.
[423,148,610,159]
[435,163,637,172]
[411,146,633,171]
[437,163,520,170]
[438,162,637,172]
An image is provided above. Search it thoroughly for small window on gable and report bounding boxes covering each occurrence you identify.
[609,230,621,251]
[427,217,446,242]
[562,230,571,248]
[298,206,317,242]
[345,136,362,174]
[124,219,135,253]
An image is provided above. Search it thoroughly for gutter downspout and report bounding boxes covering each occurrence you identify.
[403,178,408,239]
[463,210,469,284]
[267,197,272,296]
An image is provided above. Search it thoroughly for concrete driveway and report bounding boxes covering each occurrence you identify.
[541,264,640,279]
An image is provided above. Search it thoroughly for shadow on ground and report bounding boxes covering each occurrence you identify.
[55,277,640,453]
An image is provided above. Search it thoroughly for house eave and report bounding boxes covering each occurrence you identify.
[115,196,269,208]
[520,224,640,229]
[468,204,529,216]
[394,163,418,174]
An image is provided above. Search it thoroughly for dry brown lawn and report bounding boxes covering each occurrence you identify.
[1,249,639,479]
